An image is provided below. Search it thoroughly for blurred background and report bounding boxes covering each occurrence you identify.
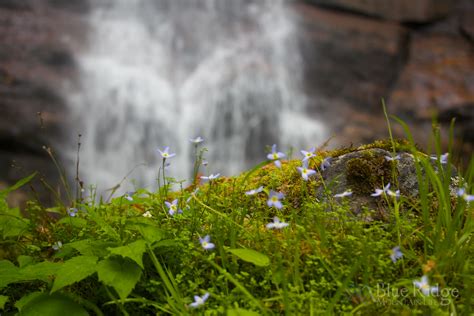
[1,0,473,204]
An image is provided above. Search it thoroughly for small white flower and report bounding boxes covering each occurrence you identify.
[334,190,352,198]
[190,292,210,308]
[142,211,153,218]
[266,216,289,229]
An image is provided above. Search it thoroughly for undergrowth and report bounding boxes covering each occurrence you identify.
[0,115,473,315]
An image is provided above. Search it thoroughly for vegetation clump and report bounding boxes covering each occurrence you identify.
[0,130,472,315]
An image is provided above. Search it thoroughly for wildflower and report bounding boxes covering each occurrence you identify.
[301,147,316,162]
[124,191,134,201]
[297,161,316,181]
[67,208,78,217]
[142,211,153,218]
[334,190,352,198]
[165,199,182,216]
[457,188,474,202]
[385,154,401,161]
[371,183,391,197]
[190,292,210,308]
[157,146,176,159]
[245,186,264,195]
[430,152,448,164]
[413,275,439,296]
[320,157,332,171]
[390,246,403,263]
[199,235,215,250]
[189,136,204,144]
[267,144,285,168]
[267,191,284,209]
[52,241,63,251]
[387,189,400,198]
[200,173,220,181]
[266,216,289,229]
[202,160,208,166]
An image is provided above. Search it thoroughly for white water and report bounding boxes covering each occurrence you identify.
[67,0,326,196]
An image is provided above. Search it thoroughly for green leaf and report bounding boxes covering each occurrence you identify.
[227,308,261,316]
[57,217,88,228]
[227,249,270,267]
[16,292,88,316]
[0,172,37,196]
[21,261,62,282]
[51,256,98,293]
[0,260,21,288]
[67,239,117,257]
[0,214,29,239]
[0,295,8,310]
[97,257,142,300]
[127,222,164,244]
[108,240,147,268]
[17,255,34,268]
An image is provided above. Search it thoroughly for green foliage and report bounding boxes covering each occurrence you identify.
[0,124,472,314]
[51,256,98,293]
[15,292,88,316]
[227,248,270,267]
[97,257,142,300]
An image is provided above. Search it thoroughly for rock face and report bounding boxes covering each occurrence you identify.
[295,0,474,158]
[317,148,456,221]
[306,0,456,22]
[0,1,87,205]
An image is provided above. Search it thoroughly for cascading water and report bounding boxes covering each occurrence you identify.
[67,0,327,196]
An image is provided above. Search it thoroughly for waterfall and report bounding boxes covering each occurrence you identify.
[66,0,327,196]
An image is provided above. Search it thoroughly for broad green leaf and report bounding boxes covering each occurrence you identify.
[227,249,270,267]
[18,255,34,268]
[127,222,164,243]
[0,215,29,239]
[67,239,117,257]
[97,257,142,300]
[0,295,8,310]
[108,240,147,268]
[227,308,261,316]
[21,261,62,282]
[0,260,21,288]
[16,292,88,316]
[51,255,98,293]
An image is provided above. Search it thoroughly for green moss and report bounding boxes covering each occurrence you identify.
[346,153,394,195]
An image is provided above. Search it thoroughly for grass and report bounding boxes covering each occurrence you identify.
[0,117,473,315]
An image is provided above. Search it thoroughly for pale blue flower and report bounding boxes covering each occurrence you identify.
[67,208,78,217]
[267,144,285,168]
[320,157,332,171]
[157,146,176,159]
[52,241,62,251]
[245,186,264,196]
[414,275,439,296]
[200,173,220,181]
[202,160,208,166]
[390,246,403,263]
[266,216,289,229]
[297,161,316,181]
[190,292,210,308]
[301,147,316,162]
[430,153,448,164]
[334,190,352,198]
[267,191,284,209]
[199,235,215,250]
[371,183,391,197]
[387,189,400,198]
[124,191,134,201]
[457,188,474,202]
[189,136,204,144]
[165,199,182,216]
[385,154,401,161]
